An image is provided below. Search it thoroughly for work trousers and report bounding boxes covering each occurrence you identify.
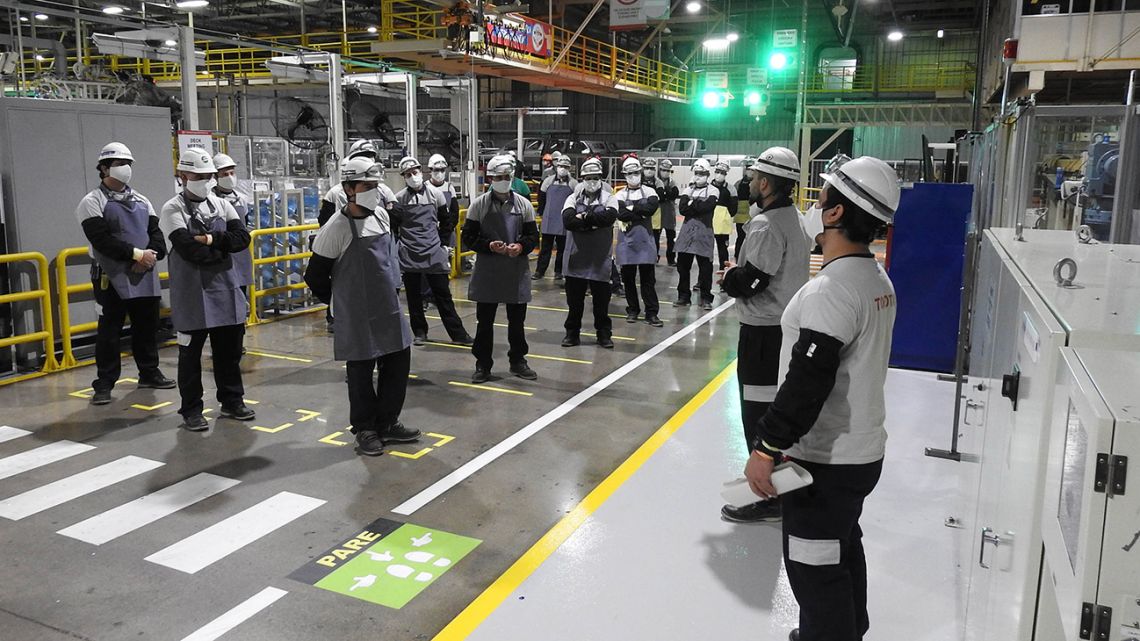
[91,279,162,392]
[653,228,676,264]
[403,272,467,340]
[534,233,566,276]
[783,458,884,641]
[345,347,411,434]
[472,302,529,370]
[620,264,659,317]
[177,323,245,417]
[563,276,612,337]
[715,234,730,269]
[737,323,783,449]
[675,252,713,304]
[734,222,747,260]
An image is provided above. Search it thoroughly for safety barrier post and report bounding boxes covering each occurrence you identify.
[0,251,60,384]
[247,223,320,325]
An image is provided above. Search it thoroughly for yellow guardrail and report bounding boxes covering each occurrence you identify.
[450,208,475,280]
[247,223,321,325]
[769,61,975,95]
[798,187,822,211]
[0,251,60,385]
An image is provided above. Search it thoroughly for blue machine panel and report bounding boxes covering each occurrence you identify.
[887,183,973,373]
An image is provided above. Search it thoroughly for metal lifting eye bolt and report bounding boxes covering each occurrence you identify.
[1054,257,1078,288]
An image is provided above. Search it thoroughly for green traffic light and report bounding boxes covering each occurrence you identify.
[702,91,725,109]
[744,90,761,106]
[769,52,789,70]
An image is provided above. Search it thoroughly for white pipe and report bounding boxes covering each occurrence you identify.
[328,52,344,181]
[405,72,418,158]
[181,22,199,129]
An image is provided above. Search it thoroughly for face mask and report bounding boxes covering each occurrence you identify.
[184,178,211,199]
[625,174,642,188]
[353,187,382,210]
[109,164,132,185]
[713,172,727,185]
[491,179,513,195]
[431,170,446,183]
[556,167,569,179]
[804,203,841,246]
[217,175,237,191]
[642,169,655,180]
[584,179,602,193]
[406,173,424,190]
[694,174,709,188]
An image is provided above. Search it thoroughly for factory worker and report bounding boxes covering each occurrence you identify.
[304,157,420,456]
[159,149,254,431]
[653,158,679,266]
[718,146,809,524]
[560,157,619,348]
[503,149,532,198]
[426,154,460,231]
[76,142,174,405]
[734,157,756,259]
[711,159,738,270]
[540,152,555,179]
[461,154,540,384]
[319,140,396,226]
[614,157,662,327]
[391,156,471,346]
[743,155,900,641]
[211,153,254,293]
[534,154,577,282]
[674,159,718,309]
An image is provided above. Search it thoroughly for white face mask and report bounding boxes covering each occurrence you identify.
[584,179,602,193]
[217,174,237,191]
[694,174,709,187]
[625,174,642,188]
[406,173,424,190]
[353,187,382,210]
[490,179,513,195]
[431,170,447,184]
[184,178,211,199]
[109,164,132,186]
[556,167,569,179]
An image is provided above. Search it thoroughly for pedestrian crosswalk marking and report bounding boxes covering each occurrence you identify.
[0,456,164,521]
[179,586,288,641]
[0,425,31,444]
[0,441,96,482]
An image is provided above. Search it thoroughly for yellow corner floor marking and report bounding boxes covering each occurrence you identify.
[131,401,172,411]
[409,374,420,379]
[448,381,534,397]
[70,388,94,399]
[319,431,349,446]
[202,408,214,415]
[431,360,737,641]
[425,432,455,447]
[295,409,321,422]
[252,422,294,434]
[245,399,260,405]
[582,332,635,342]
[526,353,592,365]
[388,447,432,460]
[244,350,314,363]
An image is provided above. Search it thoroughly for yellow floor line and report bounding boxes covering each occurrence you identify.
[244,350,314,364]
[526,353,592,365]
[454,298,571,314]
[431,360,737,641]
[447,381,534,397]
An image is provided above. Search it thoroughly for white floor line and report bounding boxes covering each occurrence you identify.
[145,491,326,574]
[391,299,736,516]
[58,473,241,545]
[0,426,31,443]
[179,587,288,641]
[0,441,96,482]
[0,456,164,520]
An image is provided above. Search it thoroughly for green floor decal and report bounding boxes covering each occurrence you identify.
[314,523,481,609]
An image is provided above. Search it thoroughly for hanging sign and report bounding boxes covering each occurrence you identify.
[176,130,213,157]
[485,16,552,58]
[774,29,798,48]
[610,0,671,30]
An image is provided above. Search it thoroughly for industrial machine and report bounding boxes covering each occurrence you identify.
[1080,136,1120,240]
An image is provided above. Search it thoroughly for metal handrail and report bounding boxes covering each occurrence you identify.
[0,251,60,385]
[247,223,320,325]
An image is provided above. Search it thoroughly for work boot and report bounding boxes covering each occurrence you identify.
[451,333,474,346]
[596,334,615,349]
[645,315,663,327]
[413,333,427,347]
[354,430,384,456]
[381,421,421,444]
[91,389,113,406]
[553,272,563,282]
[510,360,537,380]
[181,413,209,432]
[220,403,256,421]
[531,271,544,281]
[625,310,639,323]
[674,297,691,307]
[561,333,580,347]
[721,499,782,523]
[137,372,176,389]
[701,298,714,311]
[471,366,492,384]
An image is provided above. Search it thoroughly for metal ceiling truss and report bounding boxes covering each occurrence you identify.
[804,102,973,128]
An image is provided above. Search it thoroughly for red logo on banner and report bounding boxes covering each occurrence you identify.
[485,16,551,58]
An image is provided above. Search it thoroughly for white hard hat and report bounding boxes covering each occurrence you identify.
[692,159,711,174]
[621,157,642,174]
[555,155,572,168]
[658,158,673,170]
[98,142,134,163]
[487,154,516,175]
[751,146,801,181]
[341,157,381,182]
[820,155,900,224]
[177,148,216,174]
[427,154,448,170]
[714,160,730,173]
[398,156,421,173]
[506,149,518,158]
[580,158,603,176]
[347,139,377,159]
[212,153,236,171]
[551,151,563,161]
[641,157,658,169]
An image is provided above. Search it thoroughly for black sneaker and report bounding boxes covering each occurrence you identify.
[561,333,580,347]
[137,373,176,389]
[646,315,664,327]
[625,311,639,323]
[91,389,112,405]
[596,335,615,349]
[471,366,491,384]
[675,298,691,307]
[381,420,421,444]
[451,333,474,346]
[721,499,782,523]
[701,299,715,311]
[413,334,427,347]
[355,430,384,456]
[181,414,209,432]
[553,273,563,282]
[510,361,538,380]
[531,271,544,281]
[220,404,256,421]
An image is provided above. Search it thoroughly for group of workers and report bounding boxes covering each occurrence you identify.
[78,135,901,641]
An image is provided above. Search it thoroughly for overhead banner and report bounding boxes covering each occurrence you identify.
[610,0,670,30]
[485,16,551,58]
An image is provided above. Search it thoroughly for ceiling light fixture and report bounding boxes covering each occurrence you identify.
[175,0,209,8]
[726,32,739,42]
[685,1,701,13]
[702,37,730,51]
[35,54,45,61]
[164,39,177,46]
[34,13,48,20]
[937,29,945,39]
[102,6,124,14]
[367,26,377,34]
[887,30,904,42]
[18,15,28,21]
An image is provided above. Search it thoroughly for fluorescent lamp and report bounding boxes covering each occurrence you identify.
[164,39,178,46]
[686,1,700,13]
[35,54,45,61]
[367,26,377,34]
[937,29,945,38]
[703,37,730,51]
[19,15,28,22]
[102,6,124,14]
[726,32,739,42]
[887,30,904,42]
[175,0,209,8]
[34,13,48,20]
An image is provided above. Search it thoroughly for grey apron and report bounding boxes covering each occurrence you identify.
[562,198,614,282]
[221,190,254,287]
[93,189,161,299]
[468,195,532,304]
[675,186,716,260]
[540,182,573,236]
[658,180,678,231]
[167,198,248,332]
[332,213,412,361]
[615,191,657,267]
[396,194,450,274]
